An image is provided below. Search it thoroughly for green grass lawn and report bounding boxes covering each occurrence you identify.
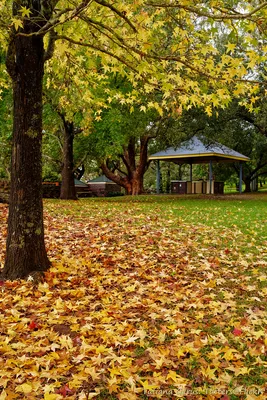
[73,193,267,255]
[0,193,266,399]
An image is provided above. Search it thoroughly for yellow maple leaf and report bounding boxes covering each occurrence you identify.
[44,394,61,400]
[109,366,122,378]
[87,391,101,399]
[177,347,185,358]
[235,367,251,376]
[252,330,265,339]
[154,356,166,369]
[167,370,178,382]
[0,391,7,400]
[107,375,118,389]
[84,366,101,381]
[11,18,23,30]
[20,6,32,17]
[200,365,217,379]
[225,42,236,53]
[205,105,212,116]
[140,380,158,390]
[222,348,238,361]
[208,348,222,359]
[15,383,33,394]
[95,344,108,354]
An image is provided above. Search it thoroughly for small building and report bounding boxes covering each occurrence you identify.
[74,179,91,197]
[87,175,122,197]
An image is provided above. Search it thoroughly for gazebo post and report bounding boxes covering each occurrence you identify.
[209,161,213,194]
[239,162,243,194]
[156,160,161,194]
[190,163,193,182]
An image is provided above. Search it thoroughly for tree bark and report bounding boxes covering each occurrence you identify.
[2,32,50,279]
[131,173,144,195]
[244,177,251,193]
[100,135,151,195]
[60,122,77,200]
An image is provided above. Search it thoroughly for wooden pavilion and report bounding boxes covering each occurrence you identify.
[149,136,250,194]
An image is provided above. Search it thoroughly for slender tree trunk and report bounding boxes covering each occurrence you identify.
[2,34,50,279]
[60,123,77,200]
[244,177,251,193]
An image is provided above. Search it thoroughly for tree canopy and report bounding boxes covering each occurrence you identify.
[1,1,267,110]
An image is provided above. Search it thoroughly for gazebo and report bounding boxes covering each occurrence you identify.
[149,136,250,194]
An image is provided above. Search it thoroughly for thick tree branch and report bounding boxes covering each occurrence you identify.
[121,153,134,178]
[94,0,137,32]
[100,161,128,188]
[6,33,17,80]
[44,29,57,62]
[146,2,267,20]
[80,15,139,62]
[250,161,267,177]
[138,135,151,173]
[237,112,267,137]
[127,137,136,170]
[43,154,62,167]
[38,1,93,35]
[113,164,128,177]
[56,35,140,74]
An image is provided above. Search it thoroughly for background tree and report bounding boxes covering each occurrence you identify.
[42,48,99,199]
[88,97,177,195]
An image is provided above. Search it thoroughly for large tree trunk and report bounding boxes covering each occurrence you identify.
[132,175,144,195]
[100,135,151,196]
[101,163,145,195]
[124,173,144,195]
[2,32,50,279]
[60,122,77,200]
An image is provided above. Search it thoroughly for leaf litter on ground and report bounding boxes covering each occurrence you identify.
[0,195,266,399]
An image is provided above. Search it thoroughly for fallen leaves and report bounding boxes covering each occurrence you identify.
[232,327,243,337]
[0,196,266,399]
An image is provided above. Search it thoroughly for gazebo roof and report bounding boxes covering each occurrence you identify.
[149,136,250,164]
